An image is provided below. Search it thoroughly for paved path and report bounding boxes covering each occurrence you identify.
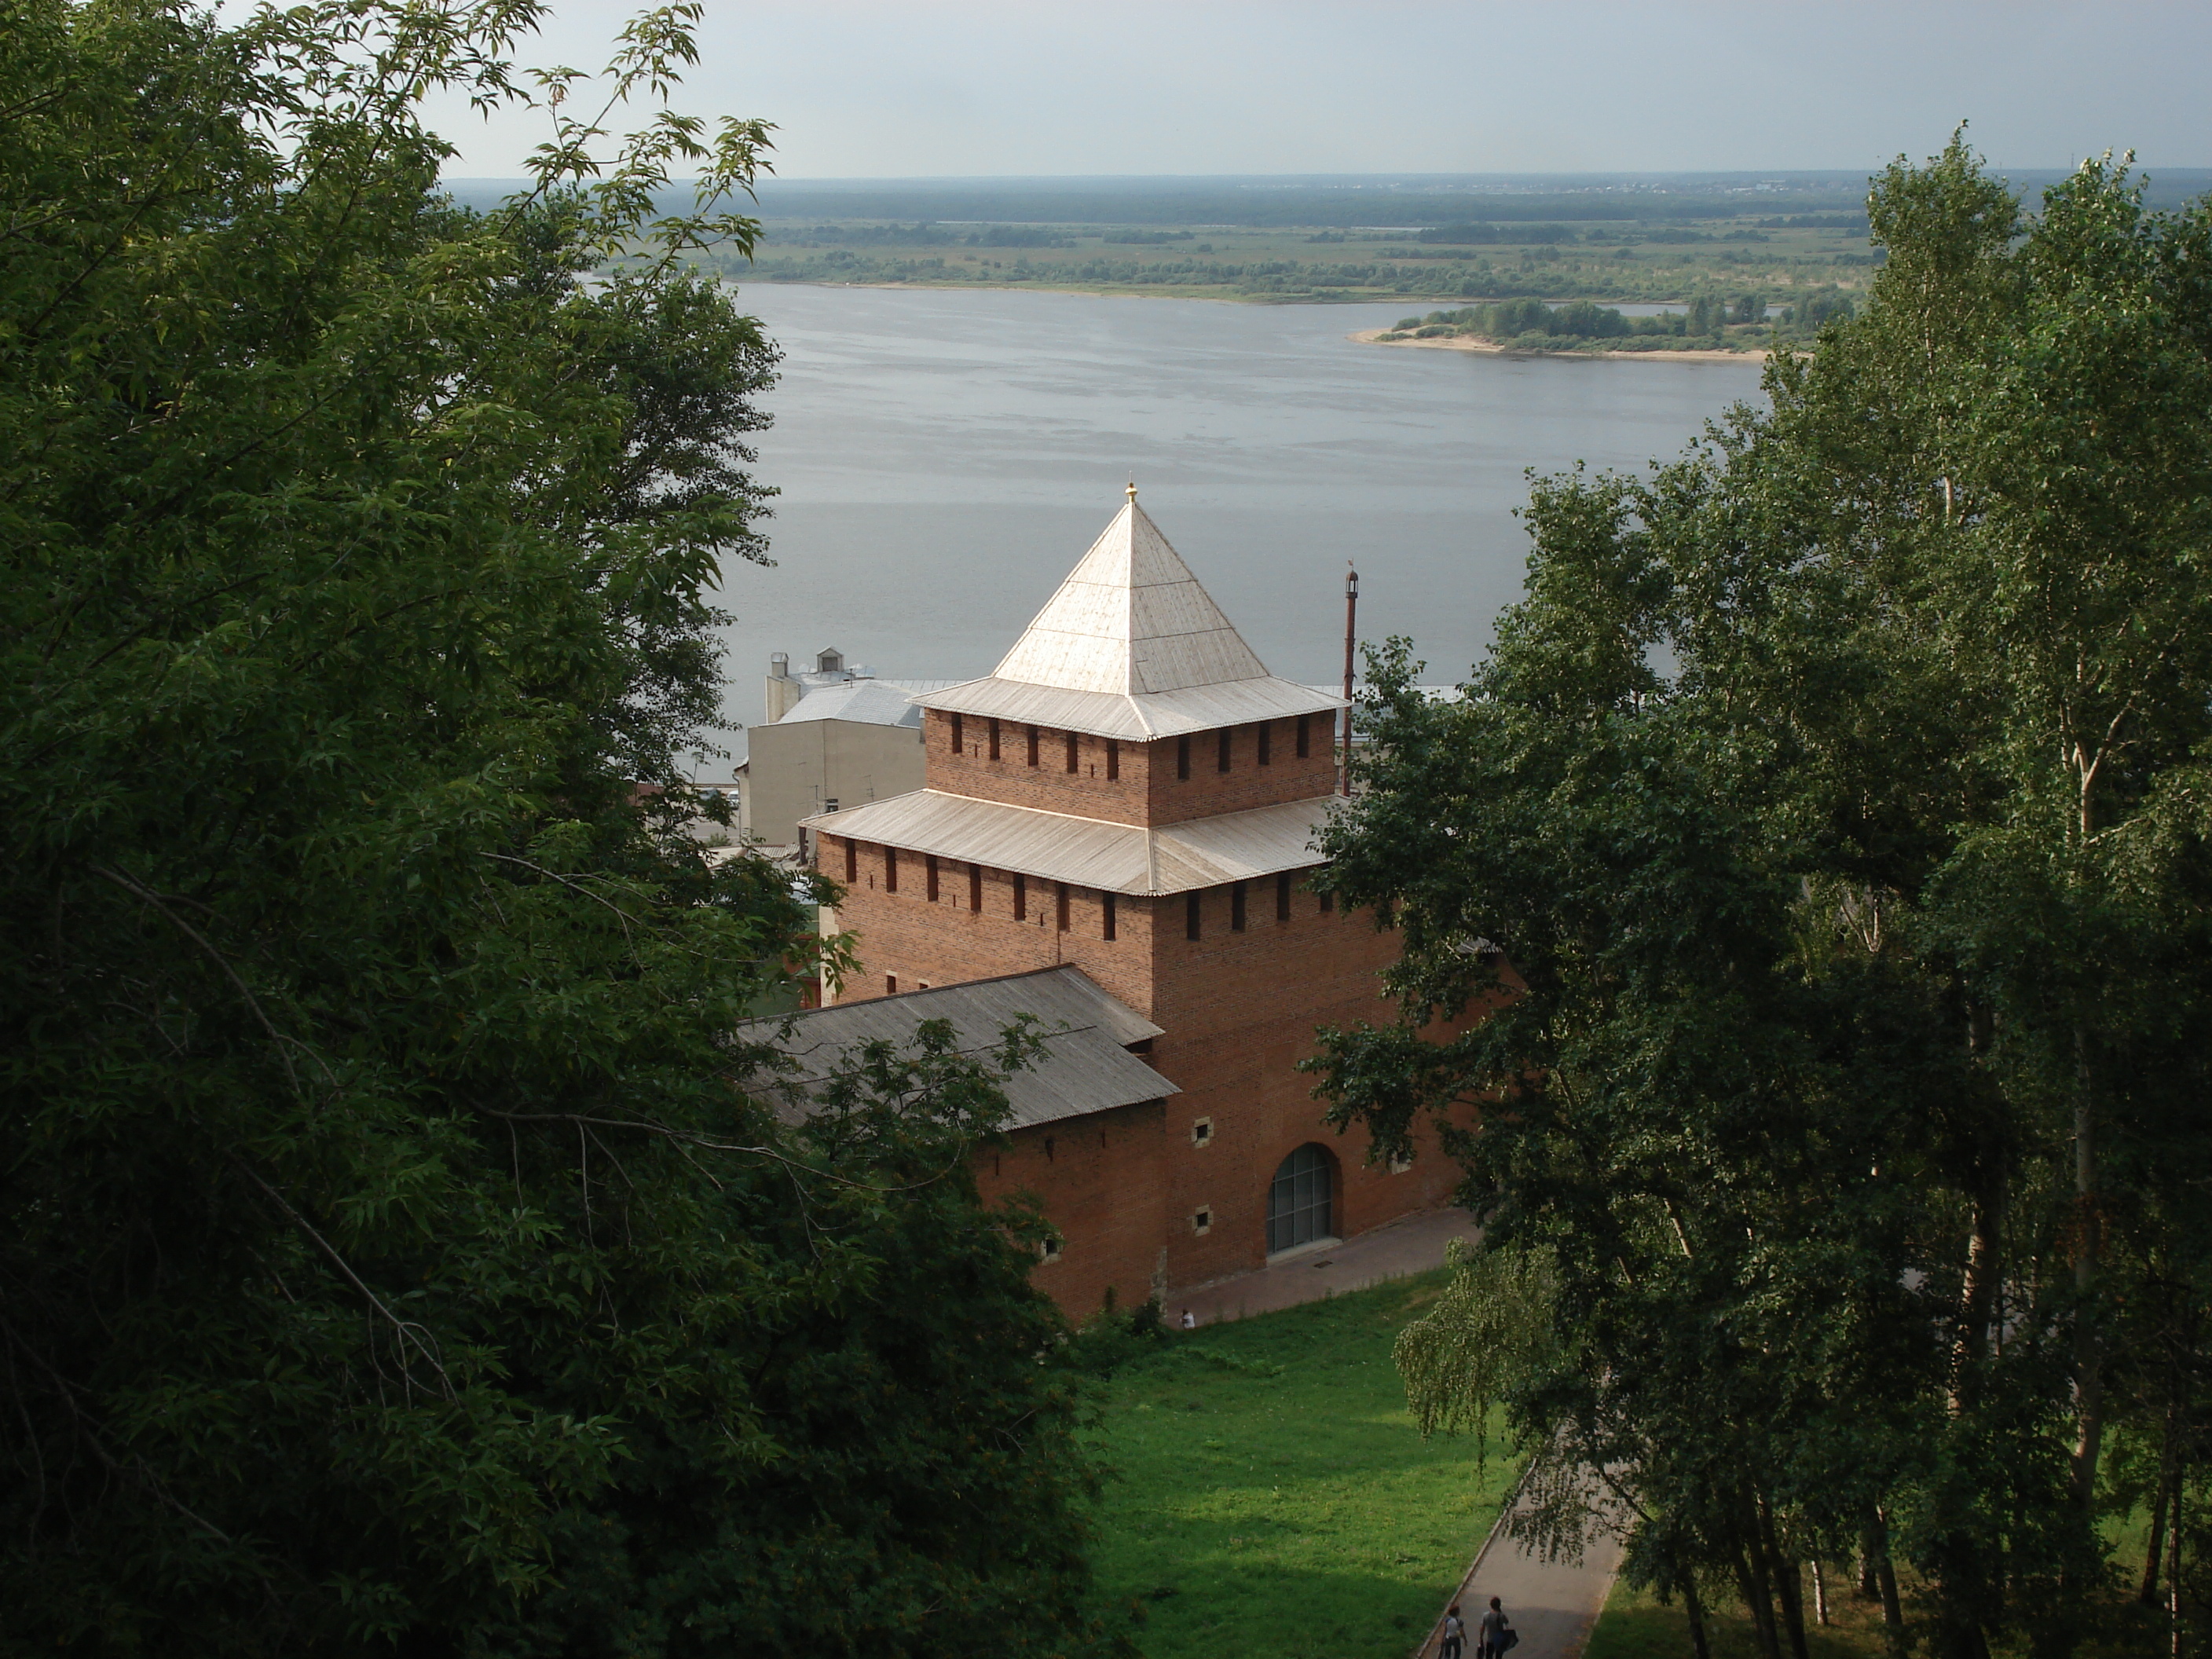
[1168,1210,1621,1659]
[1170,1207,1481,1328]
[1415,1478,1624,1659]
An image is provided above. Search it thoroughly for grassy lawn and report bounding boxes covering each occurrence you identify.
[1084,1272,1518,1659]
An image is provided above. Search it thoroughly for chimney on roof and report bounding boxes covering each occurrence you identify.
[766,651,800,724]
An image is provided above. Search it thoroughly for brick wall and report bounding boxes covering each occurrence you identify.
[974,1102,1170,1319]
[922,711,1336,826]
[818,835,1156,1014]
[925,711,1156,826]
[1140,883,1471,1288]
[1139,717,1339,826]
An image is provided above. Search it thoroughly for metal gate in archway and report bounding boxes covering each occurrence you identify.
[1265,1143,1334,1254]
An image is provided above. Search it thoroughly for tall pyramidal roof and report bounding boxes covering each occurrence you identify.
[917,493,1345,742]
[992,498,1268,695]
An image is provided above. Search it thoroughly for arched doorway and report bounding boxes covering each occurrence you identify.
[1266,1143,1335,1254]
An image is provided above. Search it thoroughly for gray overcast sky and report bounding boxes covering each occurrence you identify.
[423,1,2210,179]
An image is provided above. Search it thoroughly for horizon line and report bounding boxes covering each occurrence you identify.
[441,165,2212,185]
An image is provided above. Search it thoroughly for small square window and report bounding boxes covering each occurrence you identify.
[1038,1236,1063,1263]
[1388,1152,1413,1175]
[1192,1207,1213,1235]
[1190,1117,1213,1147]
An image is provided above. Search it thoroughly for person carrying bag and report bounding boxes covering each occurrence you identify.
[1477,1596,1517,1657]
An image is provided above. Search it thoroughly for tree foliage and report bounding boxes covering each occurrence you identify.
[1314,134,2212,1659]
[0,3,1115,1653]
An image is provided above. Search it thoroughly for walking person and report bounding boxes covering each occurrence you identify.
[1478,1595,1514,1657]
[1439,1604,1465,1659]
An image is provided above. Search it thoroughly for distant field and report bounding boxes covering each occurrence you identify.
[1082,1271,1518,1659]
[473,168,2208,314]
[711,217,1878,316]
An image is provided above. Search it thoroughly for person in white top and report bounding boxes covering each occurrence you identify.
[1179,1308,1196,1330]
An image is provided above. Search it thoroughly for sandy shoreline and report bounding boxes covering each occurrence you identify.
[1348,327,1768,365]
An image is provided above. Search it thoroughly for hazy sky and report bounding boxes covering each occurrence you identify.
[423,1,2210,180]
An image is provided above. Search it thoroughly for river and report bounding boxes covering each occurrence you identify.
[710,284,1764,751]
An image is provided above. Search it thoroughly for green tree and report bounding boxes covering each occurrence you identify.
[0,2,1115,1652]
[1313,136,2212,1659]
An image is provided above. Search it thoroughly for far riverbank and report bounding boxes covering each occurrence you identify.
[1350,327,1770,365]
[705,284,1765,739]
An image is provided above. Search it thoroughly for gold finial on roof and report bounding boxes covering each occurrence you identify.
[1126,478,1137,502]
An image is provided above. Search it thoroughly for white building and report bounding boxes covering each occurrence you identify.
[735,650,955,849]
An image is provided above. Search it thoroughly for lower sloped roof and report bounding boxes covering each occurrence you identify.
[738,965,1176,1130]
[801,790,1337,896]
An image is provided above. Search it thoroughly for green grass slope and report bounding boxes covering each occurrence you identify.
[1085,1273,1517,1659]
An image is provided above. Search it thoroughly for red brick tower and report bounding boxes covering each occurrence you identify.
[804,492,1467,1313]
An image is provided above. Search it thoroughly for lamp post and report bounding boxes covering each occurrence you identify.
[1340,565,1359,797]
